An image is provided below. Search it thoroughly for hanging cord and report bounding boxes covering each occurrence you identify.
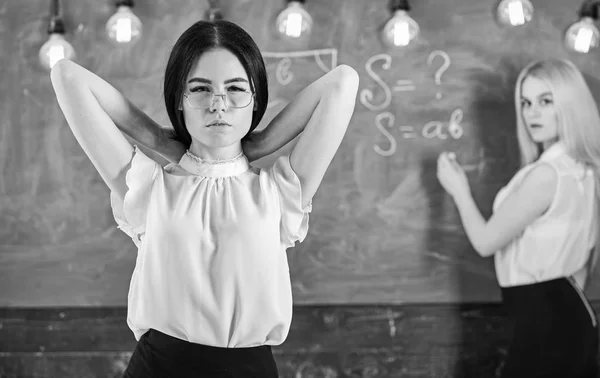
[206,0,223,21]
[47,0,65,34]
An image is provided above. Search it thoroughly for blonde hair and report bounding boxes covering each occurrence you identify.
[514,59,600,281]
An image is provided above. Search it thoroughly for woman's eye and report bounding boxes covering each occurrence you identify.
[227,86,247,92]
[541,98,553,105]
[190,86,211,93]
[520,100,530,108]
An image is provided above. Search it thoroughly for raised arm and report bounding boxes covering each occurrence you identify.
[53,60,185,165]
[285,65,359,207]
[245,65,359,165]
[51,59,156,199]
[437,152,557,257]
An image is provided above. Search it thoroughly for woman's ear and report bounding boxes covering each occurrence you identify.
[253,102,258,111]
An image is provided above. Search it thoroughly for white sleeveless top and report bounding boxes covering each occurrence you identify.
[493,142,597,288]
[110,147,312,347]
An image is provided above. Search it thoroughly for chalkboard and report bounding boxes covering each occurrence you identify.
[2,0,600,306]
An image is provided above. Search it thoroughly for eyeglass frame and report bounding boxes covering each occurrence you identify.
[182,90,255,110]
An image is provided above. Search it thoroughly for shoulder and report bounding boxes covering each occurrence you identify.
[163,162,190,176]
[518,162,558,202]
[524,162,558,185]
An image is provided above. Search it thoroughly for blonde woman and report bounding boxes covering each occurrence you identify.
[437,59,600,377]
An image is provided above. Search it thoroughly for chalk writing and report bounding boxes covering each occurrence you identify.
[373,112,396,156]
[427,50,451,100]
[373,108,465,156]
[263,49,338,86]
[360,50,464,149]
[461,147,493,177]
[393,79,416,92]
[359,53,393,111]
[275,57,294,86]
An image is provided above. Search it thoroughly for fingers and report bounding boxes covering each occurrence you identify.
[437,151,453,170]
[439,151,463,172]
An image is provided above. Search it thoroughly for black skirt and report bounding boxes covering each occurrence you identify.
[122,329,279,378]
[499,277,598,378]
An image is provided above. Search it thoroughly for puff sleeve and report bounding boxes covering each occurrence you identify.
[109,146,159,247]
[268,155,313,249]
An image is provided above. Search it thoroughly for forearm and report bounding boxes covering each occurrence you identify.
[252,65,351,159]
[453,192,493,257]
[289,65,359,205]
[61,61,182,162]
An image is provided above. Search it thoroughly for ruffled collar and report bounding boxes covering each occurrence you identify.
[178,150,250,177]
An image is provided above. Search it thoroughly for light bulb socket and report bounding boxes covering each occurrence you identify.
[115,0,134,8]
[580,1,600,19]
[390,0,410,12]
[47,16,65,34]
[206,7,223,21]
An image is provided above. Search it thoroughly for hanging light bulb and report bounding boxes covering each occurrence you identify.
[106,0,143,45]
[276,0,313,38]
[565,2,600,53]
[496,0,534,27]
[206,0,223,21]
[382,0,419,47]
[39,0,76,71]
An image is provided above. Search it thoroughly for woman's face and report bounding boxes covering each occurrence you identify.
[520,75,559,148]
[182,48,254,150]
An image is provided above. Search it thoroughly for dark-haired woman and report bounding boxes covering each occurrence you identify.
[51,20,359,377]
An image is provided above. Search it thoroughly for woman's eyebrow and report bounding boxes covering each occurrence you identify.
[188,77,211,84]
[187,77,249,84]
[224,78,249,84]
[520,91,552,100]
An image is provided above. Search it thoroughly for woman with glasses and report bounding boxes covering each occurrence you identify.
[437,59,600,377]
[51,20,358,377]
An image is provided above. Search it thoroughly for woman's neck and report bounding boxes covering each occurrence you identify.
[541,137,559,151]
[188,141,243,162]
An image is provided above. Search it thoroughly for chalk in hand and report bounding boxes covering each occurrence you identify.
[448,152,456,160]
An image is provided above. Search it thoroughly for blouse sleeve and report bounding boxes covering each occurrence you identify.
[109,146,159,247]
[269,155,313,249]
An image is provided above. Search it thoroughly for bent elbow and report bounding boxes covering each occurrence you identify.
[473,241,495,258]
[333,64,359,94]
[50,59,77,89]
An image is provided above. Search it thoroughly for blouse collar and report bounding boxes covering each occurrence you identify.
[539,142,567,162]
[178,150,250,177]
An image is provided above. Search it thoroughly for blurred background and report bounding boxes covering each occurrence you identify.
[1,0,600,376]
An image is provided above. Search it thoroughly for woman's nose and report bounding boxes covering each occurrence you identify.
[524,105,540,119]
[209,94,228,112]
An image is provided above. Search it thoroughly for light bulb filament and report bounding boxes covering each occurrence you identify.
[508,1,525,26]
[116,18,133,43]
[47,45,66,69]
[574,27,593,53]
[393,21,410,46]
[284,12,302,38]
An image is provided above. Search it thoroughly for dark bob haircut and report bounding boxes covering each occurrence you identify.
[164,20,268,147]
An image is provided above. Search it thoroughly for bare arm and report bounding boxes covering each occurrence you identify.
[51,59,150,199]
[245,65,359,163]
[56,60,185,164]
[118,117,186,164]
[450,162,557,257]
[284,65,359,207]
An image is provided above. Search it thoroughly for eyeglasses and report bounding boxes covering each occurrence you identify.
[183,90,254,109]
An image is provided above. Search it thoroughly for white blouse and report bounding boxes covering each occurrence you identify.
[110,147,312,347]
[493,142,597,288]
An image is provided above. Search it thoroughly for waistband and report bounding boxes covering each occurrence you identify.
[500,276,569,294]
[144,329,273,361]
